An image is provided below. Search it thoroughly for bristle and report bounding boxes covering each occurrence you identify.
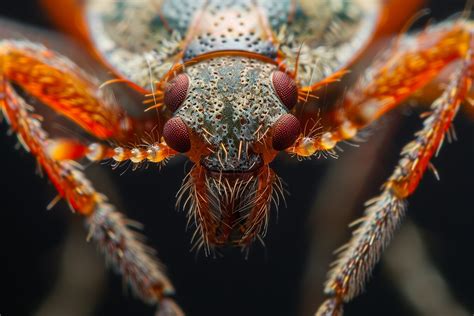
[86,202,174,303]
[324,191,406,300]
[176,165,285,252]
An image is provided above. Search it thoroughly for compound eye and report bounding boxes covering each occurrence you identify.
[272,114,301,151]
[272,71,298,110]
[164,73,189,112]
[163,117,191,153]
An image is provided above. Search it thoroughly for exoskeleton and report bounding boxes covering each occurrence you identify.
[1,0,473,315]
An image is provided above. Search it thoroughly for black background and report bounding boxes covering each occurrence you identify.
[0,1,473,316]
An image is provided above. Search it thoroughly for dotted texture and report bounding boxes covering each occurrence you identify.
[175,56,288,171]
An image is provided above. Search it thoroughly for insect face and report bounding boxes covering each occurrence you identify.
[166,56,301,169]
[163,56,300,248]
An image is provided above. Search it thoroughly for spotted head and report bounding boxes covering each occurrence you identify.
[160,56,301,251]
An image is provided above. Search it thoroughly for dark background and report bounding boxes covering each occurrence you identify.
[0,1,473,316]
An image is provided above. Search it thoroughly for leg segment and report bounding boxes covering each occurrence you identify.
[46,138,176,167]
[291,20,473,156]
[0,40,135,140]
[1,42,183,314]
[315,30,474,315]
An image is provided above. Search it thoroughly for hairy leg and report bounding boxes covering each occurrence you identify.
[1,41,182,315]
[314,28,474,315]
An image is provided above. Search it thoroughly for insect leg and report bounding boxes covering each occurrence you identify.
[45,138,176,165]
[0,40,141,141]
[315,31,474,316]
[1,42,183,315]
[291,20,474,156]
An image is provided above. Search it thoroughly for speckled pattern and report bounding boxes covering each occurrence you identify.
[85,0,380,172]
[279,0,380,86]
[182,0,290,60]
[86,0,379,89]
[176,56,287,171]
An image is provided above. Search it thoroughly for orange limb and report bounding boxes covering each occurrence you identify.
[291,20,473,156]
[1,79,98,214]
[0,40,132,140]
[46,138,176,165]
[1,41,182,314]
[315,28,474,316]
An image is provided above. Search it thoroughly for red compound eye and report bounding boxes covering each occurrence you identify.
[163,117,191,153]
[164,73,189,112]
[272,71,298,110]
[272,114,301,151]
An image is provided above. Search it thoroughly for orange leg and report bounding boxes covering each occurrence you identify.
[46,138,176,167]
[310,24,474,315]
[1,41,182,315]
[0,40,145,140]
[291,20,472,156]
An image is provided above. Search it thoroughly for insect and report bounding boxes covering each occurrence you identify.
[1,0,473,315]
